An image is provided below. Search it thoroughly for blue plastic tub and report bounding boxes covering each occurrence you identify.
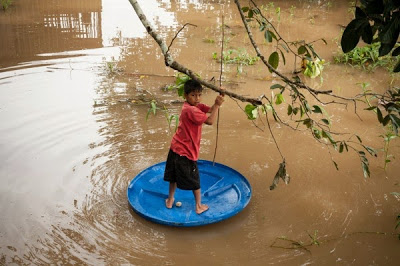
[127,160,252,227]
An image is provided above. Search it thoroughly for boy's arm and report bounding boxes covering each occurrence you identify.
[205,94,224,125]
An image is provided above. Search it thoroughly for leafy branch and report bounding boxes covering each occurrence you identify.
[128,0,398,185]
[128,0,261,106]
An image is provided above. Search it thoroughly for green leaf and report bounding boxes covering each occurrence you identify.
[355,7,367,19]
[359,152,370,178]
[303,58,325,78]
[270,83,285,90]
[306,44,321,60]
[389,114,400,134]
[176,73,190,85]
[178,86,184,97]
[146,101,158,120]
[321,118,330,125]
[269,30,277,41]
[279,49,286,65]
[275,93,284,105]
[361,23,373,44]
[167,114,179,132]
[272,110,279,122]
[364,145,378,157]
[341,19,365,53]
[280,43,289,52]
[298,45,307,55]
[248,9,254,18]
[287,105,293,115]
[312,127,321,139]
[378,15,400,56]
[303,118,312,128]
[151,101,157,114]
[383,115,391,126]
[244,104,258,120]
[356,135,362,143]
[303,101,312,112]
[312,105,322,114]
[264,30,276,43]
[339,142,344,153]
[263,104,273,113]
[300,106,305,118]
[333,160,339,170]
[293,75,301,83]
[361,160,370,178]
[241,7,249,12]
[322,130,336,144]
[264,30,273,42]
[376,107,384,123]
[379,43,396,57]
[379,15,400,45]
[259,23,266,32]
[387,104,400,113]
[268,51,279,71]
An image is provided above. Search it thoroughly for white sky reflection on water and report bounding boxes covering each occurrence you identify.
[101,0,177,45]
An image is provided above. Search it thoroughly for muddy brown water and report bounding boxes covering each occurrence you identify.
[1,0,400,265]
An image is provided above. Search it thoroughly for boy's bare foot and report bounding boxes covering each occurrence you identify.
[165,198,174,209]
[196,204,209,214]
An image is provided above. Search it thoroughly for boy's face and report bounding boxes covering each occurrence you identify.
[184,90,202,106]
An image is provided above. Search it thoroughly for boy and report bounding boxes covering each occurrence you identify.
[164,79,224,214]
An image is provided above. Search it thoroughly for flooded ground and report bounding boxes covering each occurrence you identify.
[1,0,399,264]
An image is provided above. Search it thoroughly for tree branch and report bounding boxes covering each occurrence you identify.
[234,0,333,95]
[128,0,262,106]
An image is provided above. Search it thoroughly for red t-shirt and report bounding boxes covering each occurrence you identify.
[171,102,210,161]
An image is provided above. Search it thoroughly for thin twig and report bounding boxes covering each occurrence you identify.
[249,0,299,59]
[167,23,197,54]
[265,112,285,161]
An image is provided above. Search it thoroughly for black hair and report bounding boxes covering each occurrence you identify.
[184,79,203,95]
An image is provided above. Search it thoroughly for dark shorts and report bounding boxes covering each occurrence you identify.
[163,149,200,190]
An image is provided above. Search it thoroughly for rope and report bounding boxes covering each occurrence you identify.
[212,14,224,165]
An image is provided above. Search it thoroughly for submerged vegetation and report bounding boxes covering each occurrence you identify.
[146,100,179,132]
[1,0,12,11]
[212,48,259,66]
[335,42,400,71]
[212,48,259,75]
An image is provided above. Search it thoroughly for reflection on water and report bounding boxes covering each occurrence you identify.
[1,0,400,265]
[0,0,102,68]
[43,11,100,39]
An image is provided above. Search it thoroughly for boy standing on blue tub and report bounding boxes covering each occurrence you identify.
[164,79,224,214]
